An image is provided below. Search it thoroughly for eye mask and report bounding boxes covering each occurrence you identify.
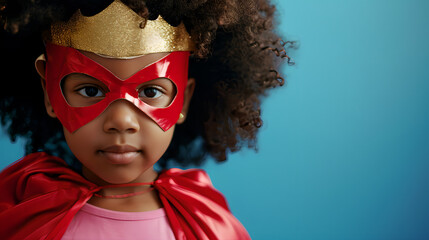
[45,43,190,132]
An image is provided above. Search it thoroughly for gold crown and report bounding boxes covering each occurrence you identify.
[47,0,194,58]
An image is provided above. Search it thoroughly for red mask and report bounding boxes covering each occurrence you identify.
[45,43,190,132]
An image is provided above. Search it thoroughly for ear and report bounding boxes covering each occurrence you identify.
[35,54,46,80]
[176,78,196,124]
[35,54,56,118]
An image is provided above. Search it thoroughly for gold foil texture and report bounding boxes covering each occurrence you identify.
[49,0,194,58]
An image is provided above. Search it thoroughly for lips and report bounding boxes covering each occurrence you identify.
[99,145,141,165]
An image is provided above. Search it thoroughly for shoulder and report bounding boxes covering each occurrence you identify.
[0,152,69,188]
[0,152,94,202]
[1,152,67,176]
[157,168,213,186]
[156,168,227,205]
[155,168,251,239]
[0,153,96,239]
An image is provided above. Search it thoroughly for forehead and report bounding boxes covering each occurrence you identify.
[79,51,169,80]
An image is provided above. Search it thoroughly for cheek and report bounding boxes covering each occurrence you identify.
[62,124,99,160]
[142,124,175,162]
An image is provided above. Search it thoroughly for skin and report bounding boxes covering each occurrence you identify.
[36,51,195,212]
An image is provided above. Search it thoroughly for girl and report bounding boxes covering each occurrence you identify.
[0,0,293,239]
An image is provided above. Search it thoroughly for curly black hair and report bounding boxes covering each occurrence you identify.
[0,0,295,168]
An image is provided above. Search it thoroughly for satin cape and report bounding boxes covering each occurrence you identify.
[0,152,250,240]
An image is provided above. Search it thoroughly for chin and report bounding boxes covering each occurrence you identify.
[90,169,141,185]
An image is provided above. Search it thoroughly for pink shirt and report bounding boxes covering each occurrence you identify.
[62,204,176,240]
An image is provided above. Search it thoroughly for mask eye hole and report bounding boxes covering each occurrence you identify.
[61,73,109,107]
[137,78,177,108]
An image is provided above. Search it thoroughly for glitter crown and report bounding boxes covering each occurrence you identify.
[47,0,194,58]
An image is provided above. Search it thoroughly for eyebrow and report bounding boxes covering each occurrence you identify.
[66,73,100,81]
[61,73,102,91]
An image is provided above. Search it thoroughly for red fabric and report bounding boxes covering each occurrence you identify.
[0,152,250,240]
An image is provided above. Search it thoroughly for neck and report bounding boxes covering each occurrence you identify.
[88,188,163,212]
[82,166,159,186]
[82,167,163,212]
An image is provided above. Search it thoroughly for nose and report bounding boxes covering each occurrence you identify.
[103,100,140,134]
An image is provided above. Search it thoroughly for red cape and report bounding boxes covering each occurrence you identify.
[0,152,250,240]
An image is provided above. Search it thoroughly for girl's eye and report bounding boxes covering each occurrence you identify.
[77,86,104,97]
[139,87,163,99]
[136,79,175,108]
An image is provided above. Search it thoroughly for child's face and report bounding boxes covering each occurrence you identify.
[38,50,195,185]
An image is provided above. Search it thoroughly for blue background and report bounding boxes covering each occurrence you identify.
[1,0,429,239]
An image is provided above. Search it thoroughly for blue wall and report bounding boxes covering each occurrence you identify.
[1,0,429,239]
[204,0,429,239]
